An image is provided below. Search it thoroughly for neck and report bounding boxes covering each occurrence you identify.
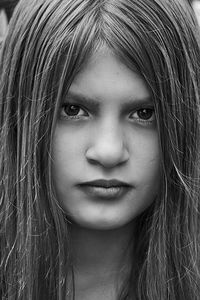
[70,222,135,283]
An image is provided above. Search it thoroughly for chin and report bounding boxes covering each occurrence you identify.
[71,215,136,230]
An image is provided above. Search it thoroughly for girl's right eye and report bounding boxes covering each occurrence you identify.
[60,104,89,119]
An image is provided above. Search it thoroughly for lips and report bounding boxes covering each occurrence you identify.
[77,179,132,200]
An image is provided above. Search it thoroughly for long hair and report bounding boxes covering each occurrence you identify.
[0,0,200,299]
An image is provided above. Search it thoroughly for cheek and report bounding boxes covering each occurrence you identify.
[130,129,160,173]
[130,131,161,201]
[52,130,76,187]
[53,126,85,169]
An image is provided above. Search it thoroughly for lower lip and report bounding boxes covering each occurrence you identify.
[78,185,131,200]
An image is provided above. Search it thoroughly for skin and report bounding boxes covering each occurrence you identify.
[53,47,160,230]
[0,9,8,42]
[192,0,200,26]
[52,47,161,299]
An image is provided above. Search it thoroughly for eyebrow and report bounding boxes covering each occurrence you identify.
[66,91,153,112]
[66,91,100,111]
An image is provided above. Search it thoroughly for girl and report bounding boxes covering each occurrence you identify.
[0,0,200,299]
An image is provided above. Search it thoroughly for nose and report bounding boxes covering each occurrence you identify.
[85,122,129,168]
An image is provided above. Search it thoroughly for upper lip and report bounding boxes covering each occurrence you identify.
[78,179,132,188]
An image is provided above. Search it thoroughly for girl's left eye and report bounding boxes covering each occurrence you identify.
[129,108,155,123]
[60,104,89,119]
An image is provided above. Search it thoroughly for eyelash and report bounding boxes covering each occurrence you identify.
[129,108,155,124]
[60,104,89,120]
[60,103,155,124]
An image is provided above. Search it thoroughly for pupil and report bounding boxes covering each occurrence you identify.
[65,105,80,116]
[138,108,152,120]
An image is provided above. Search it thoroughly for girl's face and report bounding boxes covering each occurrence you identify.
[52,48,161,230]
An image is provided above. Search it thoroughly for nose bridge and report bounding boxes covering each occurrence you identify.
[86,117,129,167]
[98,118,122,149]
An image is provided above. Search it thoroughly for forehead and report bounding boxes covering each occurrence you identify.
[69,47,150,103]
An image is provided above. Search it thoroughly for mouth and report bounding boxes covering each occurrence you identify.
[77,179,132,200]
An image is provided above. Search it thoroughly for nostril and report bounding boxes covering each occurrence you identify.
[86,156,100,166]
